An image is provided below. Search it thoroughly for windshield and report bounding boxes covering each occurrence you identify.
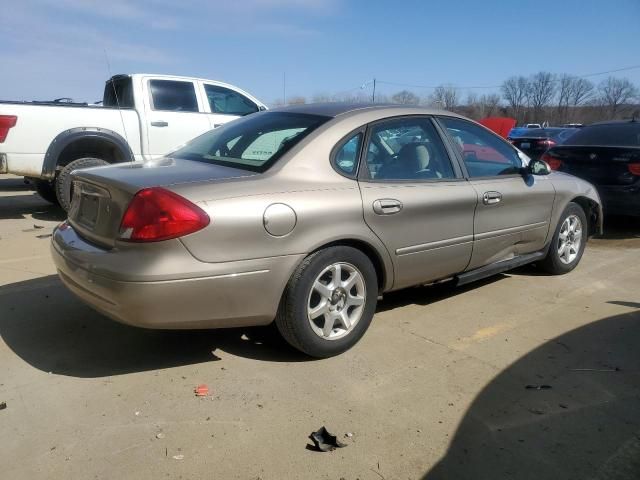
[564,123,640,147]
[171,112,330,172]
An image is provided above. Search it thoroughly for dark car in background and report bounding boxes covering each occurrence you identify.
[542,120,640,217]
[509,128,577,160]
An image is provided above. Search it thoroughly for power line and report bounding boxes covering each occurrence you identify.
[372,64,640,91]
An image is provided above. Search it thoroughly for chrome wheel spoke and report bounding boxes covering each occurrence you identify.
[309,300,329,320]
[347,294,364,307]
[313,281,332,300]
[342,272,358,290]
[557,214,582,265]
[322,314,336,337]
[339,311,351,330]
[330,264,342,287]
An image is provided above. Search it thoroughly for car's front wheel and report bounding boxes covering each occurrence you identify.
[275,246,378,358]
[539,202,587,274]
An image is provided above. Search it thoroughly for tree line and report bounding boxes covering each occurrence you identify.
[280,73,640,126]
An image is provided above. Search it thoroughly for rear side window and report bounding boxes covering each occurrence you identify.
[103,77,134,108]
[364,117,455,181]
[439,117,522,177]
[564,123,640,147]
[333,133,362,176]
[150,80,199,112]
[204,84,258,116]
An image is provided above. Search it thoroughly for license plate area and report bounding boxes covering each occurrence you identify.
[70,181,111,231]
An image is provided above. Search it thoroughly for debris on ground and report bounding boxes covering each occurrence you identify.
[172,454,184,460]
[307,427,347,452]
[33,224,44,229]
[36,233,53,239]
[345,432,354,438]
[194,384,209,397]
[525,384,552,390]
[0,401,6,410]
[156,433,165,439]
[528,408,546,415]
[134,411,141,416]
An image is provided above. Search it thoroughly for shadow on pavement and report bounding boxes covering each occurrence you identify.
[599,215,640,240]
[425,304,640,480]
[0,191,66,221]
[0,275,309,378]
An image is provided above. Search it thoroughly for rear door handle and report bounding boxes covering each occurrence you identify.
[150,121,169,127]
[373,198,403,215]
[482,191,502,205]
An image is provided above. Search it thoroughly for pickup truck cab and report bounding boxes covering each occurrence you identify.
[0,73,267,210]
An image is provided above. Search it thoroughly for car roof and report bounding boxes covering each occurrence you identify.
[587,119,639,127]
[268,103,454,118]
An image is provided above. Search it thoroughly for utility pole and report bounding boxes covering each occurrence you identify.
[283,72,286,105]
[372,78,376,103]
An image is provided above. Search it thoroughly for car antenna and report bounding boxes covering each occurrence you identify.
[103,48,132,160]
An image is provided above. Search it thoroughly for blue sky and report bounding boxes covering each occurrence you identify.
[1,0,639,105]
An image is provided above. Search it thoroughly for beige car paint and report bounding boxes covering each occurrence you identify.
[51,105,603,330]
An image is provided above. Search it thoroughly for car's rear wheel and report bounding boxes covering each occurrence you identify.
[539,202,587,274]
[55,157,109,211]
[275,246,378,358]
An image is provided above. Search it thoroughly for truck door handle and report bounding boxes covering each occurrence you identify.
[373,199,403,215]
[150,121,169,127]
[483,191,502,205]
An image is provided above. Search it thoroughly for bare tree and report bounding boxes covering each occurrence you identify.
[556,74,573,123]
[527,72,556,121]
[598,77,638,118]
[569,78,594,107]
[481,93,501,117]
[287,96,307,105]
[429,85,458,110]
[391,90,420,105]
[501,76,529,121]
[312,93,331,103]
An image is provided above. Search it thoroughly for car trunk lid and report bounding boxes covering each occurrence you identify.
[67,158,257,248]
[544,145,640,186]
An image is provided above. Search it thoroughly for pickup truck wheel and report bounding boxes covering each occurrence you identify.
[55,157,109,211]
[275,246,378,358]
[33,179,59,206]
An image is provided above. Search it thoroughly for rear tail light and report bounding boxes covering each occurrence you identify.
[537,139,556,147]
[119,187,209,242]
[0,115,17,143]
[541,153,562,170]
[628,163,640,176]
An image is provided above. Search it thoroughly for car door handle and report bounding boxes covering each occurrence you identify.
[373,199,403,215]
[482,191,502,205]
[150,121,169,127]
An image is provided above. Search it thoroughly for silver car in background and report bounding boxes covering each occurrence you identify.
[51,104,602,357]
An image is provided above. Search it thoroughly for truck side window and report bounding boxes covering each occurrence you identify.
[150,80,199,112]
[204,84,259,116]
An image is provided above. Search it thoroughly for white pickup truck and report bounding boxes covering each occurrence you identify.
[0,73,267,210]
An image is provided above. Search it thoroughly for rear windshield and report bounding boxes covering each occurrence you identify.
[565,123,640,147]
[515,128,574,140]
[170,112,330,172]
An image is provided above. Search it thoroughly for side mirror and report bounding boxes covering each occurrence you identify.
[528,158,551,176]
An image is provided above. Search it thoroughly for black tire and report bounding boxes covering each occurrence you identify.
[539,202,588,275]
[275,246,378,358]
[55,157,109,211]
[33,179,59,205]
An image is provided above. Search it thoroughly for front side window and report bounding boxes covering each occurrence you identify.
[204,84,259,116]
[171,112,330,172]
[439,117,521,177]
[364,117,455,181]
[150,80,199,112]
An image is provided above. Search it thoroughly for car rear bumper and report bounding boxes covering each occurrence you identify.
[51,225,304,329]
[598,184,640,217]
